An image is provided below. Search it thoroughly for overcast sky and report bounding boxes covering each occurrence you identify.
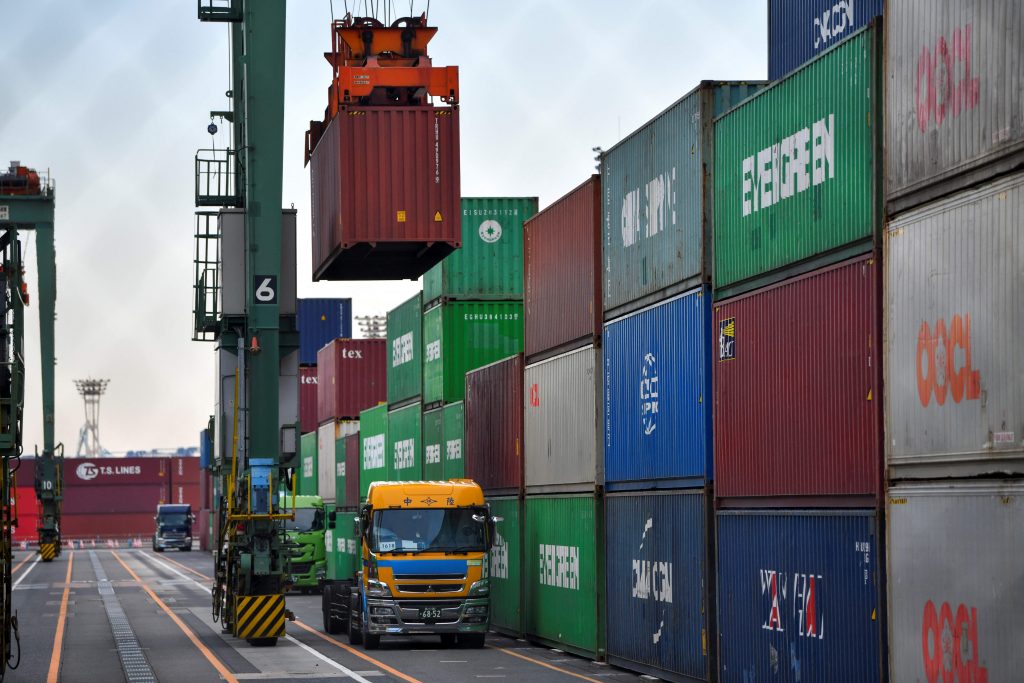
[0,1,765,455]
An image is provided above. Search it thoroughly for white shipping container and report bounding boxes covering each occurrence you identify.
[316,420,358,503]
[886,1,1024,214]
[888,480,1023,682]
[884,172,1024,479]
[524,345,602,492]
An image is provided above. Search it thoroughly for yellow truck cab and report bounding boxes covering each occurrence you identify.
[344,479,497,649]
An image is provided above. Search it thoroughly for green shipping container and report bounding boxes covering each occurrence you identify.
[423,402,465,481]
[299,432,318,496]
[713,26,881,296]
[524,494,605,658]
[334,435,347,508]
[387,292,423,406]
[423,197,538,305]
[358,405,388,499]
[487,496,522,636]
[387,402,423,481]
[325,507,360,582]
[422,301,524,407]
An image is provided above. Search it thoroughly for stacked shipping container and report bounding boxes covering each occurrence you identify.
[601,80,762,682]
[712,26,886,681]
[882,4,1024,677]
[298,298,352,433]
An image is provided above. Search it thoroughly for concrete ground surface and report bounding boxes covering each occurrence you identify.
[4,548,650,682]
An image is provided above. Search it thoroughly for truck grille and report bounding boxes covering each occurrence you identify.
[396,584,463,594]
[290,562,312,575]
[392,572,465,580]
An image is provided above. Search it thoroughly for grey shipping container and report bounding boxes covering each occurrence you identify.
[886,1,1024,214]
[884,172,1024,479]
[602,81,763,319]
[888,480,1023,683]
[524,345,601,493]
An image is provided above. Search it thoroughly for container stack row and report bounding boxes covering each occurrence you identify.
[297,297,353,434]
[881,2,1024,678]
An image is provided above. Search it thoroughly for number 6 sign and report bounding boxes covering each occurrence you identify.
[254,275,277,304]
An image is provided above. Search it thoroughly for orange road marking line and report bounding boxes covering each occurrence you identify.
[113,551,238,683]
[45,551,74,683]
[490,644,605,683]
[11,554,31,575]
[292,618,424,683]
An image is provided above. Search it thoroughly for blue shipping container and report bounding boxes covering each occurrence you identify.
[716,510,884,683]
[199,428,212,469]
[768,0,883,79]
[604,287,711,489]
[297,298,353,365]
[605,490,712,682]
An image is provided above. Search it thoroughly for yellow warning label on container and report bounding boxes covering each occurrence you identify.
[433,211,443,222]
[397,210,407,223]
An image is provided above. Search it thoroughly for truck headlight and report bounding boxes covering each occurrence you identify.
[468,579,489,596]
[185,537,192,543]
[366,579,389,597]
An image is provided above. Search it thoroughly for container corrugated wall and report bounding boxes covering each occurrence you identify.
[716,509,884,682]
[714,255,882,503]
[887,480,1023,683]
[885,1,1024,214]
[326,520,359,582]
[524,176,602,359]
[768,0,883,79]
[310,106,461,281]
[387,292,423,406]
[487,496,522,637]
[343,432,360,507]
[387,402,422,481]
[604,287,712,489]
[422,301,524,407]
[317,338,386,422]
[422,403,463,482]
[465,355,523,494]
[358,405,387,498]
[605,490,713,682]
[602,82,763,318]
[297,298,353,365]
[299,432,317,496]
[524,494,604,659]
[884,172,1024,479]
[714,25,882,296]
[299,366,318,433]
[524,346,601,493]
[442,402,464,480]
[422,407,443,481]
[317,420,357,504]
[423,197,537,304]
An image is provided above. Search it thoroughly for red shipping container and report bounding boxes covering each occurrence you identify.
[464,354,524,493]
[317,338,386,422]
[169,456,201,485]
[62,513,155,540]
[12,457,35,489]
[12,514,38,544]
[62,483,169,515]
[300,366,319,433]
[713,255,882,504]
[310,106,461,281]
[169,482,202,510]
[63,457,168,486]
[524,176,602,359]
[344,432,360,508]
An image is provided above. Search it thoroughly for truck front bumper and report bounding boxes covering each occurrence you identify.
[154,536,192,550]
[364,597,489,635]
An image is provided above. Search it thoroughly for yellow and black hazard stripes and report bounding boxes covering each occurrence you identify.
[234,594,285,640]
[39,542,58,561]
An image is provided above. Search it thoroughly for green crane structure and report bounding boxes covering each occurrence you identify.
[0,162,60,678]
[194,0,296,646]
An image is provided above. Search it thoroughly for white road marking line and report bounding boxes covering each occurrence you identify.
[13,555,40,589]
[135,551,209,593]
[283,635,373,683]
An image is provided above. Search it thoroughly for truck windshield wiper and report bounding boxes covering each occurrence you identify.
[440,546,483,555]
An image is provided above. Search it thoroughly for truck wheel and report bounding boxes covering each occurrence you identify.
[363,632,380,650]
[323,585,344,634]
[347,594,363,645]
[458,633,486,648]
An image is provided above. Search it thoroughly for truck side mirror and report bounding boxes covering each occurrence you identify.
[328,510,337,528]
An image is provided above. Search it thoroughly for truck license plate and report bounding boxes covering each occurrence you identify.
[418,607,444,622]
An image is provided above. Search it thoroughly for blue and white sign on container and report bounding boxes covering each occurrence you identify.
[603,286,711,490]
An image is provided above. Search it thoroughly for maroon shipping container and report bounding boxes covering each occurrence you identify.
[310,106,461,281]
[317,338,387,422]
[169,456,200,485]
[464,354,524,494]
[62,513,155,540]
[713,255,882,504]
[300,366,319,433]
[169,482,202,510]
[344,432,360,508]
[12,457,34,489]
[63,457,168,487]
[524,176,602,360]
[62,483,169,515]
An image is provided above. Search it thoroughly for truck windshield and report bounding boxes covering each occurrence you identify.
[370,508,486,554]
[283,508,323,532]
[158,513,189,527]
